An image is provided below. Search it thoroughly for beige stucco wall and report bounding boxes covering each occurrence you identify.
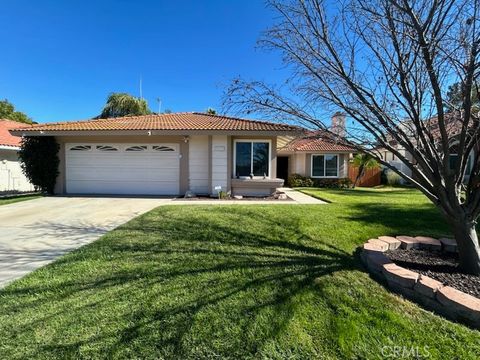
[0,149,34,192]
[211,135,229,194]
[293,153,306,175]
[188,135,210,194]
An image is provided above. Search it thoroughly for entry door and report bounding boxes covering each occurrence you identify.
[276,156,289,182]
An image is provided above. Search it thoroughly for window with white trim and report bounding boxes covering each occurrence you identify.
[312,154,338,177]
[449,142,472,176]
[449,154,472,176]
[234,140,270,177]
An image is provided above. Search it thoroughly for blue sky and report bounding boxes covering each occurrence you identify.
[0,1,284,123]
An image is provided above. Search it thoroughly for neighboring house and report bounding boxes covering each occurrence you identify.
[276,113,355,180]
[377,114,473,183]
[10,112,300,197]
[0,119,34,193]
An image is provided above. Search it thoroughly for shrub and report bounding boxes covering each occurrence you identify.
[338,177,353,188]
[19,137,60,194]
[288,174,352,188]
[312,178,352,188]
[288,173,314,187]
[386,170,402,186]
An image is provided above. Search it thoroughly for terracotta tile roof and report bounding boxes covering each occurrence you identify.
[0,119,31,147]
[12,112,300,133]
[283,130,355,152]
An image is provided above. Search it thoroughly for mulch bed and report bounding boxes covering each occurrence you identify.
[385,249,480,298]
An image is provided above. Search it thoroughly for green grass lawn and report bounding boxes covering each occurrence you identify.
[0,194,41,206]
[0,188,479,359]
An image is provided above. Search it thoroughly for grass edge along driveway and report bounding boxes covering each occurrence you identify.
[0,187,479,359]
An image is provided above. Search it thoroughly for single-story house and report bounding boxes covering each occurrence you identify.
[277,113,355,180]
[0,119,34,193]
[10,112,302,197]
[376,113,473,184]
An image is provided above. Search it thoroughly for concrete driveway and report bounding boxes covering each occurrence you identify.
[0,196,167,288]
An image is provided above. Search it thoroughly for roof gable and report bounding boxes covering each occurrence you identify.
[281,130,355,152]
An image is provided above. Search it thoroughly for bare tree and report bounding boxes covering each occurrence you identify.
[224,0,480,274]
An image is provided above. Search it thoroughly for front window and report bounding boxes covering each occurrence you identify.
[449,154,472,176]
[235,141,270,177]
[312,154,338,177]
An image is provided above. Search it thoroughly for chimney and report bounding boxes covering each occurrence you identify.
[330,112,346,138]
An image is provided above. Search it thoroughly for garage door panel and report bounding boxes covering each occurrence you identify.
[66,168,180,182]
[67,181,179,195]
[66,143,180,195]
[67,155,179,167]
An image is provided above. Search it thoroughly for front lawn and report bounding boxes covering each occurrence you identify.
[0,188,479,359]
[0,194,41,206]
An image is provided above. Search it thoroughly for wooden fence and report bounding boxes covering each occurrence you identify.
[348,165,382,187]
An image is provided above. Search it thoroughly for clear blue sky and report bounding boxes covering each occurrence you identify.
[0,1,284,123]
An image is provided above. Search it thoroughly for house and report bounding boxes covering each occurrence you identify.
[276,113,355,181]
[0,119,34,193]
[10,112,301,197]
[377,113,473,183]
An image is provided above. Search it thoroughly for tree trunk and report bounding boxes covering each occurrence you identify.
[452,220,480,275]
[353,166,365,189]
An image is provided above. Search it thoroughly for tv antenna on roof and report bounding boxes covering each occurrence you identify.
[139,76,143,99]
[156,98,162,114]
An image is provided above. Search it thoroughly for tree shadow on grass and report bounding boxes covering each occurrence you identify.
[0,206,358,359]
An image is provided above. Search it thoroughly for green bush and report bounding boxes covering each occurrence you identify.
[19,137,59,194]
[288,173,314,187]
[288,174,351,188]
[386,170,402,186]
[312,178,352,188]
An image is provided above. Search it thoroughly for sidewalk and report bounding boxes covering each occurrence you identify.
[171,187,325,205]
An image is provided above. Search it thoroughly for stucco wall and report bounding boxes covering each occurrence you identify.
[188,135,209,194]
[293,153,306,175]
[0,149,34,192]
[211,135,229,194]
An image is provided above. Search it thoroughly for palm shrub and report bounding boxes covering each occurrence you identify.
[99,93,151,118]
[350,153,380,188]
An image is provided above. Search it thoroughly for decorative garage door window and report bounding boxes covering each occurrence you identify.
[125,145,147,152]
[153,145,175,152]
[96,145,118,152]
[69,145,92,151]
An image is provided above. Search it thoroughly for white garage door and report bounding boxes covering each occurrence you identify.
[65,143,180,195]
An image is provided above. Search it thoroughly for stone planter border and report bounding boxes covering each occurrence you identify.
[361,235,480,329]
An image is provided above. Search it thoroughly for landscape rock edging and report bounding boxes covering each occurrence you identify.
[361,235,480,329]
